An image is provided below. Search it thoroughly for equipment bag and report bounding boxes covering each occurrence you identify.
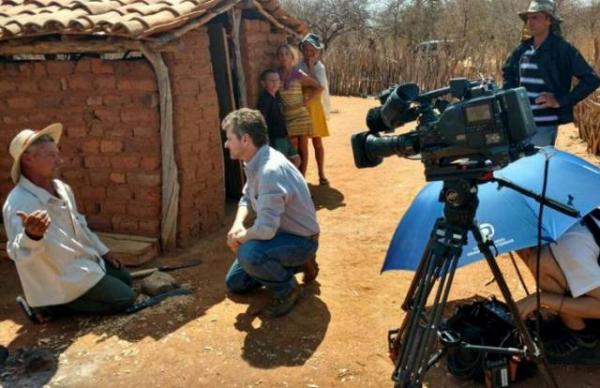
[442,298,536,387]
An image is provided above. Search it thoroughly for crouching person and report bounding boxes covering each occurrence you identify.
[3,124,135,322]
[515,214,600,363]
[222,109,320,318]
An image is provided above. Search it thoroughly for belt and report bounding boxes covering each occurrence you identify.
[307,233,320,241]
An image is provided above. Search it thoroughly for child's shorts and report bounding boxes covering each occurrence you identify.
[271,137,299,159]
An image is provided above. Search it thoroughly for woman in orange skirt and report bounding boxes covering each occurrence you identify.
[299,34,331,185]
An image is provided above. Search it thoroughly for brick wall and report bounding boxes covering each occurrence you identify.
[0,57,162,237]
[240,19,288,108]
[163,28,225,245]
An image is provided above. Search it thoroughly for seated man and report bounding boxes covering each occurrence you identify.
[516,213,600,363]
[222,109,320,318]
[3,124,135,322]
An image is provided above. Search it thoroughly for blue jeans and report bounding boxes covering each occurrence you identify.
[531,125,558,147]
[225,233,318,298]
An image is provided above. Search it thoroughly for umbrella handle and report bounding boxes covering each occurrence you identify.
[493,177,580,217]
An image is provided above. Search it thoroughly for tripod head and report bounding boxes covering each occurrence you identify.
[439,174,579,231]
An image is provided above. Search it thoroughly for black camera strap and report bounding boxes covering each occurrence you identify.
[582,208,600,266]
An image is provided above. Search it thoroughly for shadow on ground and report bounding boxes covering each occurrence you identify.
[0,206,237,387]
[232,281,330,368]
[309,183,345,211]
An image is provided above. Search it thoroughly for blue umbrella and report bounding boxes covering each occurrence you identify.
[383,148,600,271]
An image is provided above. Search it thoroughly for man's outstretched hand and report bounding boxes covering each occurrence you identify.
[16,210,50,240]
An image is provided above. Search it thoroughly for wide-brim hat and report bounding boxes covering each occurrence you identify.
[9,123,62,183]
[299,33,324,50]
[518,0,562,22]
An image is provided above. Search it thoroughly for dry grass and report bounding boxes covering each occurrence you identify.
[324,38,600,155]
[575,90,600,155]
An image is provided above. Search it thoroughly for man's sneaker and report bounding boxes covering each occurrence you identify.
[302,254,319,283]
[544,331,600,365]
[574,328,598,346]
[263,285,302,318]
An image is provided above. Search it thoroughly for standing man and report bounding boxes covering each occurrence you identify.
[223,109,320,318]
[3,124,135,322]
[502,0,600,146]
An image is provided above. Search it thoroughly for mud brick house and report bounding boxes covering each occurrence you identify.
[0,0,307,250]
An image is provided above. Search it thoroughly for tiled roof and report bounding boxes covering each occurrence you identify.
[0,0,306,41]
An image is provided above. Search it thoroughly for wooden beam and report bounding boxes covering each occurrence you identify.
[229,7,248,107]
[231,6,247,107]
[0,35,184,56]
[208,23,236,116]
[0,37,142,55]
[140,44,180,251]
[150,0,240,47]
[251,0,300,37]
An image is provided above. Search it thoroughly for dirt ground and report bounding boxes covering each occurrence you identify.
[1,96,599,387]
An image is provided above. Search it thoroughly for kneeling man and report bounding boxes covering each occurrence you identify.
[3,124,135,321]
[223,109,320,318]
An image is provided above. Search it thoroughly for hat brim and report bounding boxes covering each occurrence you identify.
[11,123,63,183]
[300,40,324,50]
[518,10,562,22]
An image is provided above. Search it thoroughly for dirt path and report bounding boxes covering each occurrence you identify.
[1,96,599,387]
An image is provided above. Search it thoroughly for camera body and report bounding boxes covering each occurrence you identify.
[352,78,537,181]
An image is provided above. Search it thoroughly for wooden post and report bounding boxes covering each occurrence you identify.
[229,7,248,107]
[208,22,245,199]
[594,37,600,67]
[140,44,180,251]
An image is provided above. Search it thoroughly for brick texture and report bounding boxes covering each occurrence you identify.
[240,19,288,107]
[0,23,282,247]
[0,57,161,239]
[163,28,225,245]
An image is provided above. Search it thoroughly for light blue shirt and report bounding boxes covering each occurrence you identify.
[240,145,319,240]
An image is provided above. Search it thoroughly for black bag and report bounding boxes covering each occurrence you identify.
[442,298,536,385]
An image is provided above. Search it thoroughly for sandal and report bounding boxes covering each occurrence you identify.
[16,296,50,324]
[319,177,330,186]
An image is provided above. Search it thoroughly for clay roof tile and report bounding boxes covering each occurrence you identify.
[0,0,306,40]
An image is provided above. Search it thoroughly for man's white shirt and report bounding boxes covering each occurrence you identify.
[3,177,109,307]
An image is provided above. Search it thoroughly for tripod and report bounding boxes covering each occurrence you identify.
[390,177,578,388]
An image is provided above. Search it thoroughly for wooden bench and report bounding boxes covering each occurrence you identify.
[1,224,157,266]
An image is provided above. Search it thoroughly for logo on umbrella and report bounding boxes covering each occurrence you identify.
[479,223,495,241]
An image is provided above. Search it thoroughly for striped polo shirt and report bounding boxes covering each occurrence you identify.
[519,46,559,127]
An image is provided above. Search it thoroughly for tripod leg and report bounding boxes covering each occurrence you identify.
[393,235,443,349]
[472,227,558,388]
[509,252,530,295]
[411,246,460,379]
[393,221,466,386]
[394,242,441,380]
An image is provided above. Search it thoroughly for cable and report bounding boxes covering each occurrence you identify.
[535,150,552,351]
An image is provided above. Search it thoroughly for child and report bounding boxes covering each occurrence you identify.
[257,69,301,168]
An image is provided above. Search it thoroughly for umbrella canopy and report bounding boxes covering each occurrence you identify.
[383,148,600,272]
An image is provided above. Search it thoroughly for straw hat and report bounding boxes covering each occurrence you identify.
[9,123,63,183]
[518,0,562,22]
